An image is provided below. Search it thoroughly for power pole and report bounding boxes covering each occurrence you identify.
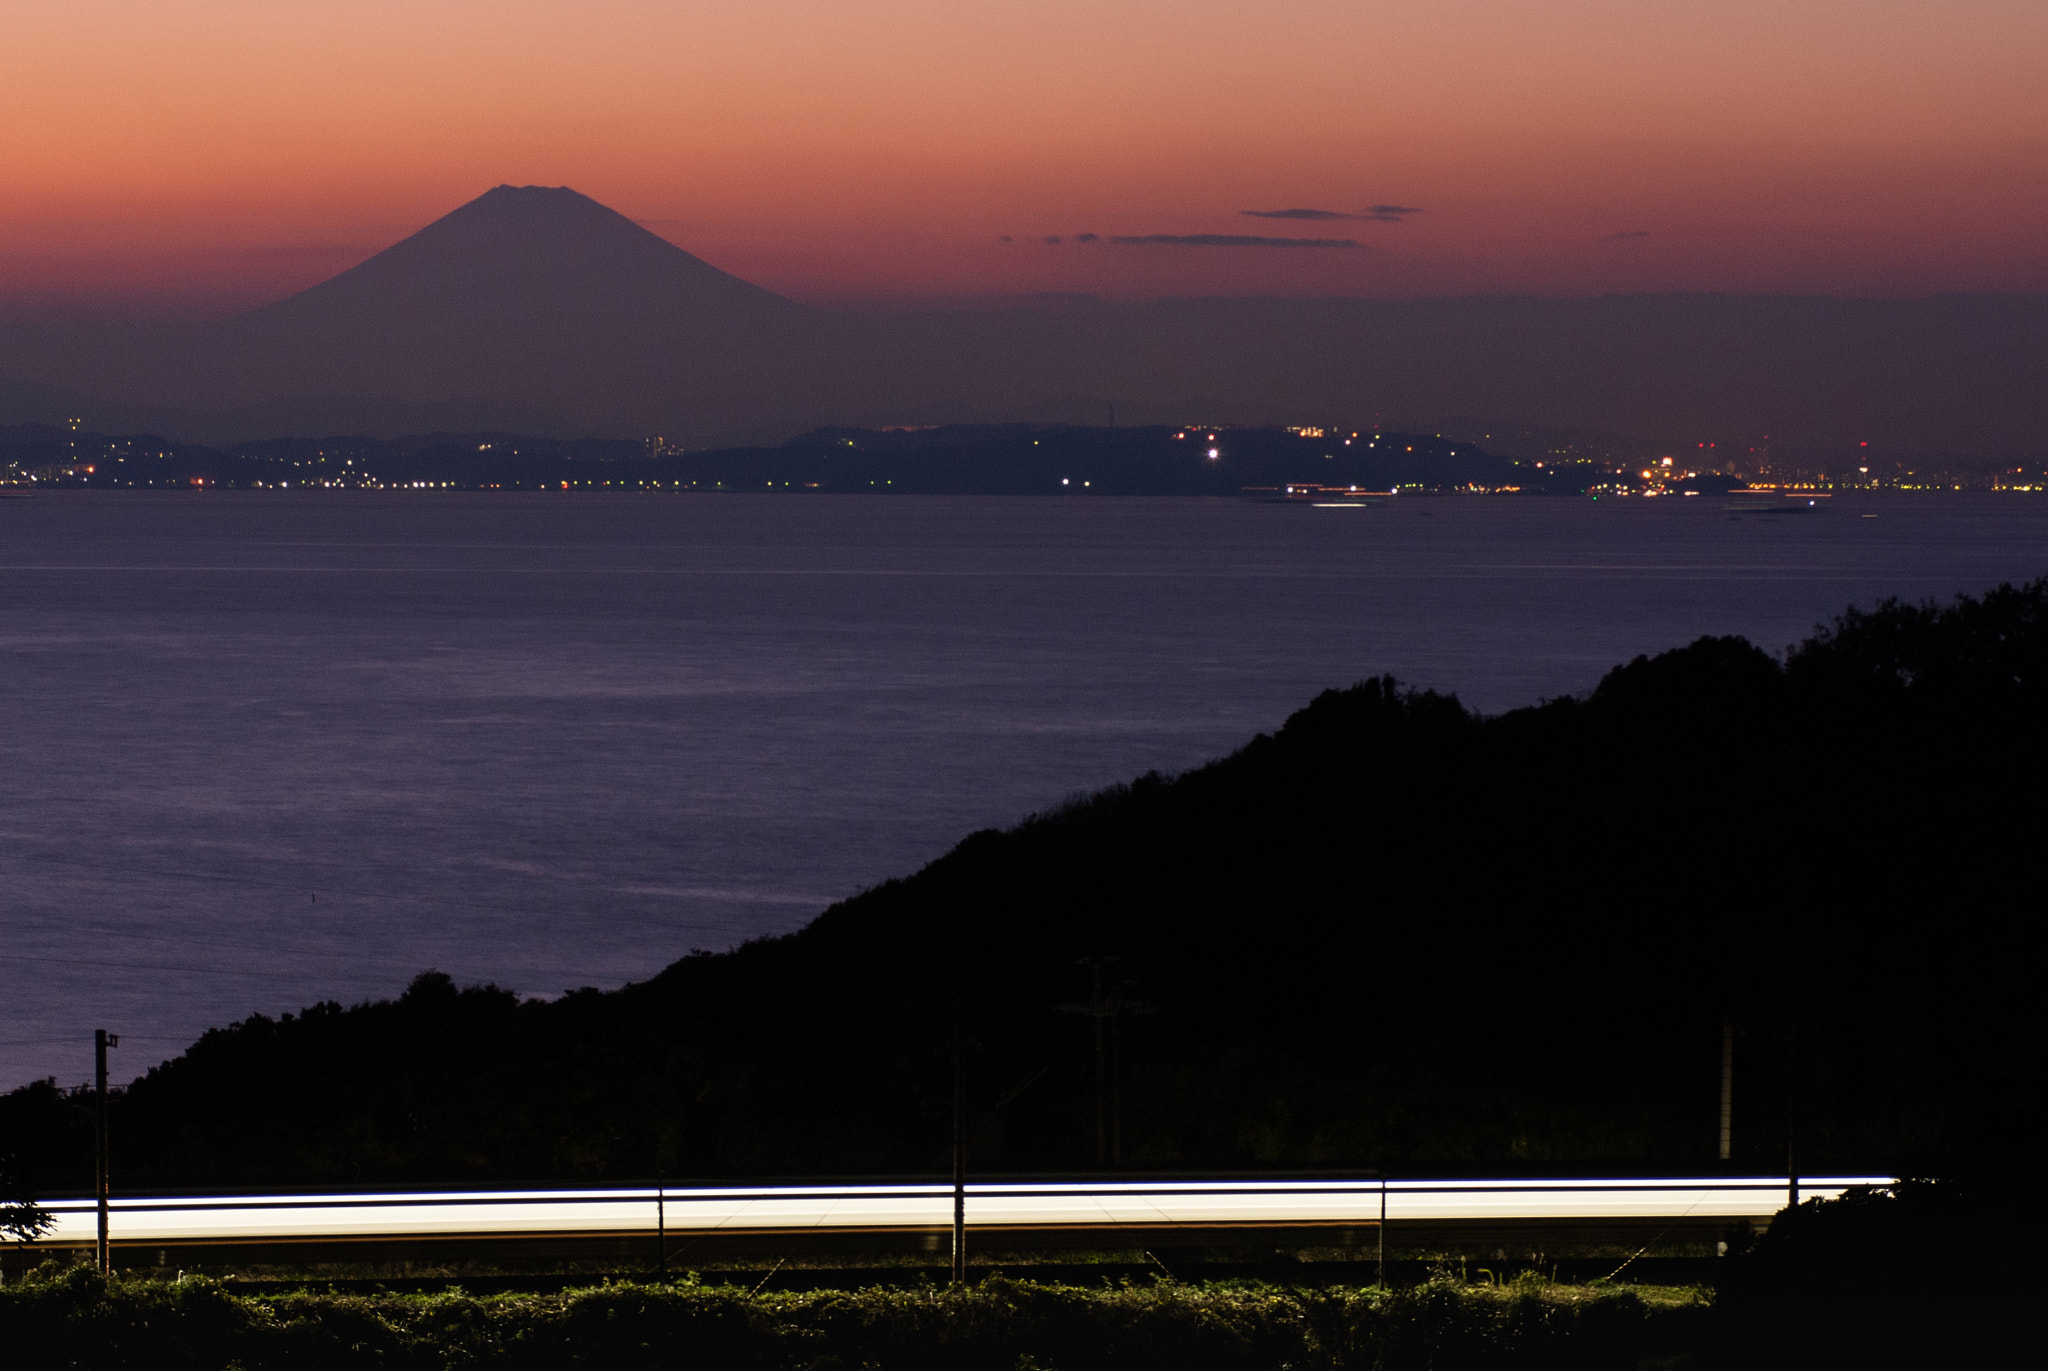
[655,1165,667,1279]
[1084,959,1108,1165]
[1377,1171,1387,1289]
[1109,1007,1123,1167]
[1064,958,1143,1166]
[94,1029,118,1276]
[1785,1018,1800,1215]
[1719,1017,1734,1162]
[1059,961,1151,1169]
[950,1048,966,1285]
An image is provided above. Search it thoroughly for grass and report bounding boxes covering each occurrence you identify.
[1,1264,1713,1369]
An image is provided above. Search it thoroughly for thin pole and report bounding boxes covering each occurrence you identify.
[1109,1010,1122,1167]
[951,1050,966,1285]
[1088,962,1107,1165]
[1377,1172,1387,1288]
[656,1169,666,1278]
[1785,1018,1799,1215]
[1719,1017,1734,1162]
[94,1029,113,1276]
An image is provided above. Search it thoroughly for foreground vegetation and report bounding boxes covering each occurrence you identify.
[0,1265,1722,1371]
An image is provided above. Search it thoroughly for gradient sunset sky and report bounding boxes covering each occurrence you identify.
[5,1,2043,310]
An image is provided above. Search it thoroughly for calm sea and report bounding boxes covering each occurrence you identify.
[4,491,2045,1088]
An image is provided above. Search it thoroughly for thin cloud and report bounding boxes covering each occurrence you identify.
[1112,233,1361,249]
[1075,232,1101,242]
[1243,208,1354,220]
[1242,205,1423,222]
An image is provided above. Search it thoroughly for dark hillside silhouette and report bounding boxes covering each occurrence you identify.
[6,582,2041,1190]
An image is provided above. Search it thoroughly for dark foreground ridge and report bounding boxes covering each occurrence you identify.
[5,584,2046,1188]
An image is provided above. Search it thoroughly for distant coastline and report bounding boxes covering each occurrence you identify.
[6,421,2036,496]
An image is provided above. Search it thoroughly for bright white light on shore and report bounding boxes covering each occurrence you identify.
[1207,448,1219,459]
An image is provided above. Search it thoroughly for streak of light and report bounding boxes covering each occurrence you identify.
[39,1177,1891,1243]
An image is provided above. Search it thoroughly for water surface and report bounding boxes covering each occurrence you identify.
[4,491,2044,1086]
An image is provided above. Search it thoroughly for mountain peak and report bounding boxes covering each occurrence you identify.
[460,183,636,224]
[247,185,796,325]
[485,183,587,198]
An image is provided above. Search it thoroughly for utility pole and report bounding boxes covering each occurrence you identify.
[1109,1006,1123,1166]
[1059,961,1151,1169]
[950,1048,966,1285]
[1084,959,1108,1165]
[1719,1017,1734,1163]
[1785,1018,1800,1216]
[94,1029,118,1276]
[1377,1171,1387,1289]
[655,1165,667,1279]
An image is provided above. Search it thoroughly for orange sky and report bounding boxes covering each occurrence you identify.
[3,1,2043,310]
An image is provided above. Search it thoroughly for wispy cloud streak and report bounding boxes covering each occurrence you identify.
[1110,233,1361,249]
[1242,206,1422,222]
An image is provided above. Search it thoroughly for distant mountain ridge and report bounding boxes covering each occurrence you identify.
[8,421,1642,495]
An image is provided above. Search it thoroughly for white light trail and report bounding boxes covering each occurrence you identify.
[39,1177,1890,1244]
